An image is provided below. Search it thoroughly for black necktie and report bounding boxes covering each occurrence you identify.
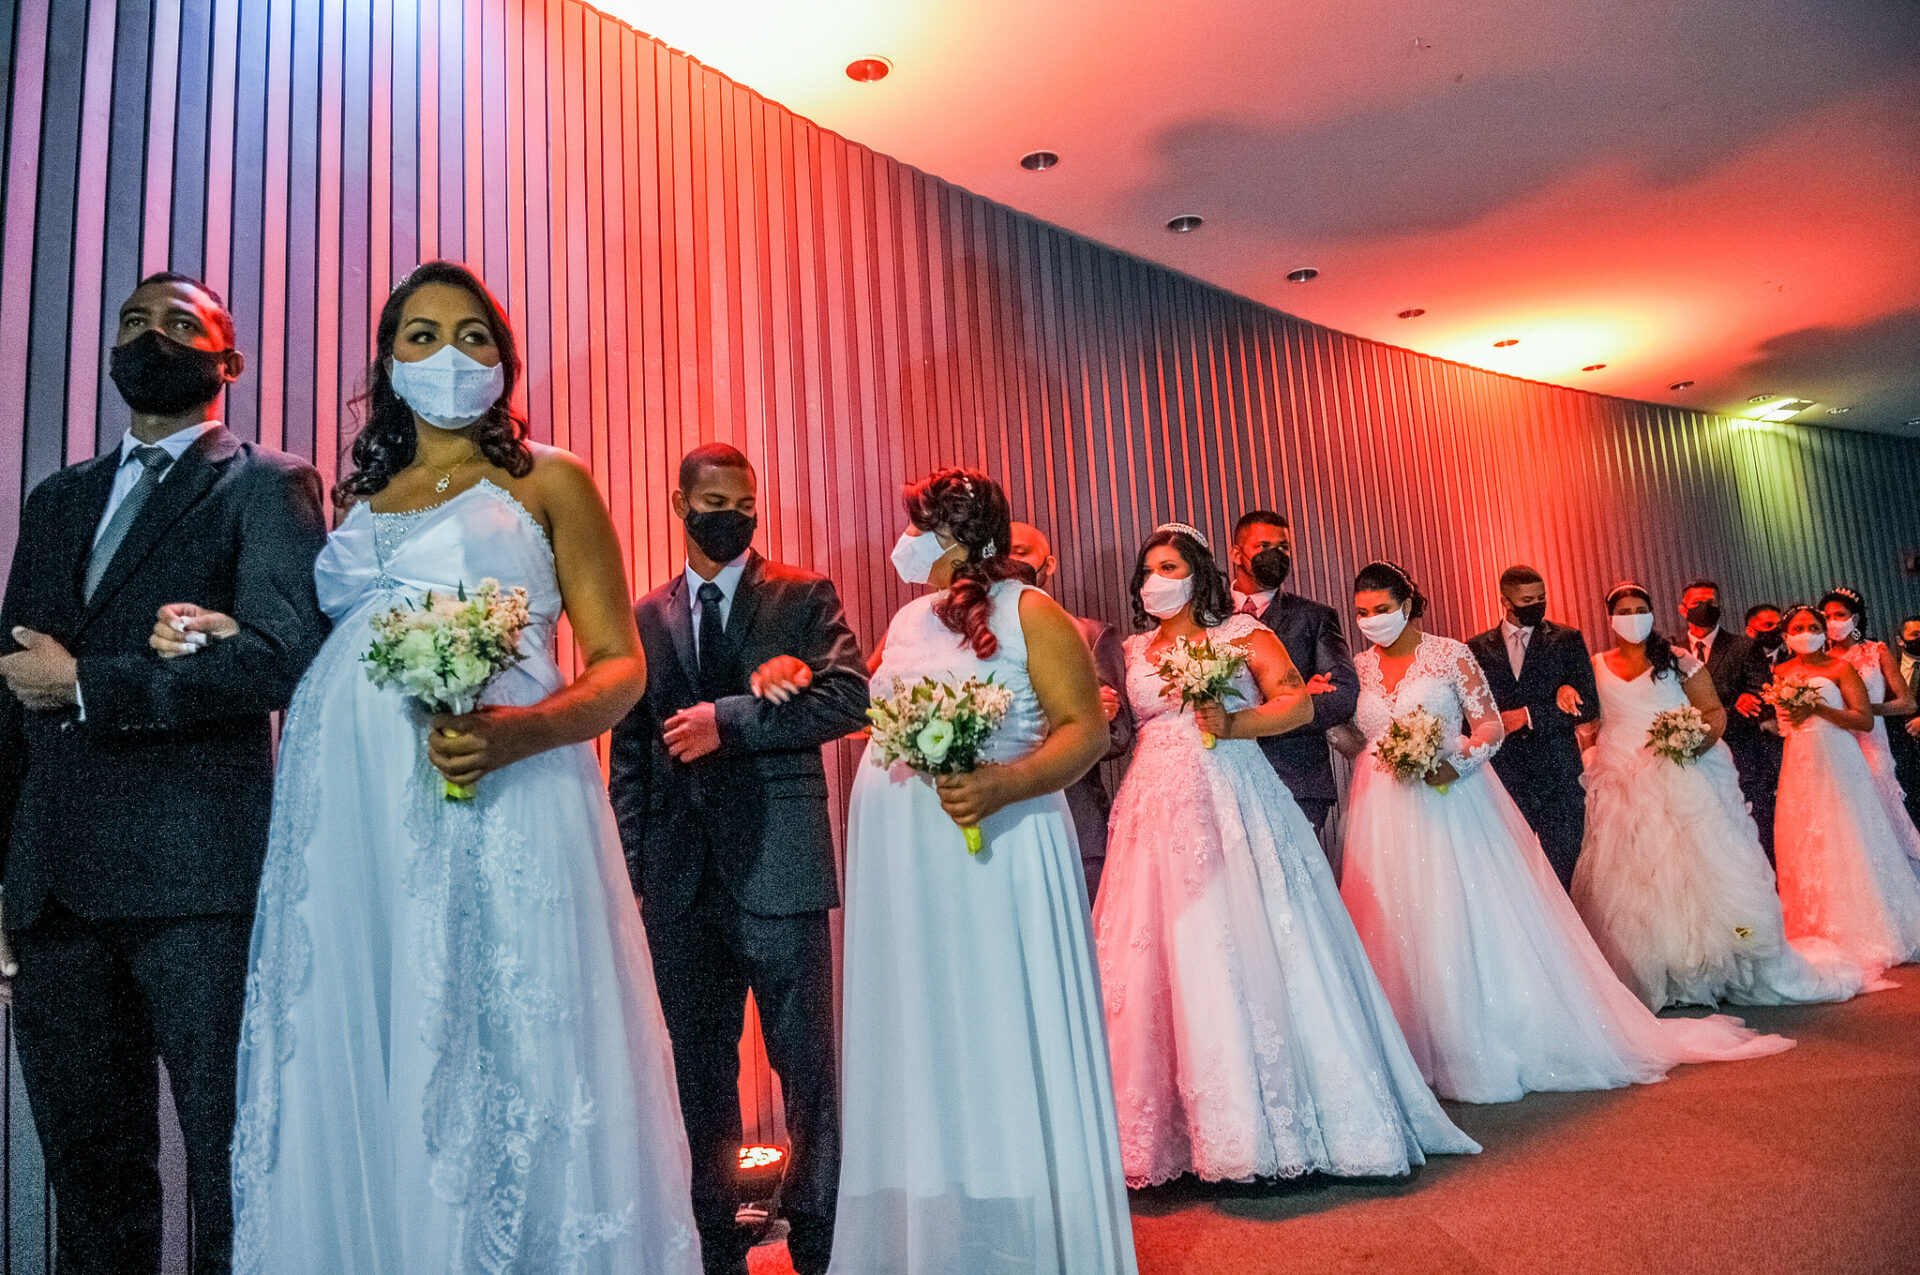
[697,581,726,692]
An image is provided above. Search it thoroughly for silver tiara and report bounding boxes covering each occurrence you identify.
[1155,521,1210,550]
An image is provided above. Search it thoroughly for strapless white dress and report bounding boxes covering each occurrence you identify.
[1574,654,1864,1010]
[231,481,700,1275]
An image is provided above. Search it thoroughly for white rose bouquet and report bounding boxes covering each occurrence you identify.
[865,674,1015,854]
[1647,705,1709,765]
[363,577,532,799]
[1374,707,1451,793]
[1763,673,1823,717]
[1154,635,1249,748]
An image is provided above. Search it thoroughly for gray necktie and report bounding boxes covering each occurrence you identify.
[84,445,173,601]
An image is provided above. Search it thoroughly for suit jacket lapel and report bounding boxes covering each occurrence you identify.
[663,574,701,694]
[80,428,238,626]
[727,552,767,647]
[54,455,121,617]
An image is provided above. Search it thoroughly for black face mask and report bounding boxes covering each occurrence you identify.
[1903,637,1920,658]
[109,329,231,415]
[1511,600,1548,628]
[684,508,757,563]
[1686,601,1722,630]
[1250,547,1292,591]
[1754,626,1784,651]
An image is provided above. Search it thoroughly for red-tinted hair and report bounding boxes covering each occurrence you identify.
[903,468,1024,660]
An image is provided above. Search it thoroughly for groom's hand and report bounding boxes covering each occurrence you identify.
[663,702,722,762]
[1,628,78,710]
[751,655,813,703]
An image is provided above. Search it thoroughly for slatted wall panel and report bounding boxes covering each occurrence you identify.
[3,0,1920,1267]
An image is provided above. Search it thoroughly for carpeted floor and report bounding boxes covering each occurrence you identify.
[751,971,1920,1274]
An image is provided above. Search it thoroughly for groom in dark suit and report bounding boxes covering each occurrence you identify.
[1228,512,1359,870]
[1467,565,1598,890]
[1680,579,1780,859]
[610,443,868,1275]
[0,272,329,1274]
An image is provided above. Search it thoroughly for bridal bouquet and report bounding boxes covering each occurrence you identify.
[1762,673,1823,717]
[363,577,532,799]
[866,675,1014,854]
[1647,706,1709,765]
[1154,635,1249,748]
[1375,708,1452,793]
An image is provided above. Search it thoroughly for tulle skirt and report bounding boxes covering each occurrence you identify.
[1095,724,1476,1186]
[1341,757,1791,1105]
[1575,741,1865,1009]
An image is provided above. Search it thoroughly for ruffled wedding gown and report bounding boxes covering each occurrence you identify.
[1339,634,1791,1105]
[1775,674,1920,978]
[1094,613,1477,1186]
[1573,653,1864,1009]
[1836,641,1920,866]
[231,481,699,1275]
[832,581,1136,1275]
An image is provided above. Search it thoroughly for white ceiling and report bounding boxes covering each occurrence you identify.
[596,0,1920,437]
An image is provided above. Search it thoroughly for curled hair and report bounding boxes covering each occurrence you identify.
[1605,581,1680,681]
[334,260,533,509]
[1820,586,1866,622]
[903,468,1025,660]
[1129,529,1231,631]
[1353,560,1428,619]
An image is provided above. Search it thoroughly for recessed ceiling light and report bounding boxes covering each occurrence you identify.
[1747,392,1775,403]
[1752,398,1817,422]
[1907,417,1920,428]
[1669,380,1694,390]
[845,56,892,82]
[1826,406,1851,415]
[1493,338,1520,348]
[1396,308,1425,319]
[1582,363,1607,372]
[1286,267,1319,283]
[1019,150,1059,172]
[1165,215,1204,233]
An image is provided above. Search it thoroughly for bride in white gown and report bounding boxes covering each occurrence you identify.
[154,265,697,1275]
[1094,525,1476,1187]
[1336,562,1791,1105]
[1572,583,1865,1010]
[1821,588,1920,866]
[832,470,1134,1275]
[1772,604,1920,978]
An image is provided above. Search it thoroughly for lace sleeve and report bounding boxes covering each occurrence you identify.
[1448,643,1506,776]
[1676,652,1706,679]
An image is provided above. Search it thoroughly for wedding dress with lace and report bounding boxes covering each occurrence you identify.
[1339,634,1790,1105]
[1573,653,1865,1010]
[1774,674,1920,978]
[230,481,700,1275]
[832,581,1136,1275]
[1835,641,1920,866]
[1094,613,1477,1187]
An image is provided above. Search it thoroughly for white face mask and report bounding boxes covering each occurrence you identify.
[1826,617,1857,643]
[889,528,950,585]
[389,343,507,430]
[1356,606,1410,647]
[1784,630,1826,655]
[1138,572,1194,619]
[1611,613,1655,643]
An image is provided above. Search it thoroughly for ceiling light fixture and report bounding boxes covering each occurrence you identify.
[1286,267,1319,283]
[1669,380,1694,390]
[1019,150,1059,172]
[1750,398,1817,423]
[1493,338,1520,348]
[845,56,892,82]
[1396,308,1425,319]
[1826,406,1851,414]
[1747,393,1775,403]
[1165,215,1204,233]
[1582,363,1606,372]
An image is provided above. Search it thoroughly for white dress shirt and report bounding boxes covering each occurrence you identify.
[1687,626,1720,664]
[1231,587,1275,618]
[685,552,749,658]
[93,420,222,545]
